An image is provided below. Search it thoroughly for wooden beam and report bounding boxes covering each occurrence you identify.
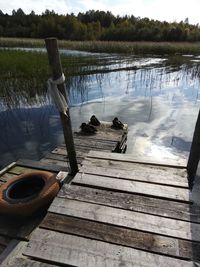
[45,37,78,175]
[187,109,200,188]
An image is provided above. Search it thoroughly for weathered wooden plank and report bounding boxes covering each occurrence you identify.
[58,184,200,223]
[79,164,189,188]
[0,173,17,183]
[52,147,90,157]
[74,137,117,145]
[0,240,25,266]
[73,133,119,143]
[73,173,190,202]
[2,257,61,267]
[39,158,71,168]
[75,138,116,149]
[41,212,200,260]
[87,151,187,168]
[24,228,193,267]
[8,166,40,175]
[49,198,200,241]
[74,130,123,142]
[46,151,87,162]
[17,159,68,172]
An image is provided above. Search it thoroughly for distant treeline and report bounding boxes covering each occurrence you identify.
[0,9,200,42]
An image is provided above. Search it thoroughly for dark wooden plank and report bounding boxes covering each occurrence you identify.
[58,184,200,223]
[51,147,90,157]
[87,151,187,168]
[79,163,189,188]
[41,212,200,260]
[24,228,194,267]
[0,213,44,240]
[73,173,191,202]
[17,159,68,172]
[39,158,81,167]
[44,152,83,162]
[49,198,200,241]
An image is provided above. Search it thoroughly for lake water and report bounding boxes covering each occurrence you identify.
[0,48,200,169]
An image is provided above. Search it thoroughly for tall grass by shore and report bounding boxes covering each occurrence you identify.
[1,37,200,55]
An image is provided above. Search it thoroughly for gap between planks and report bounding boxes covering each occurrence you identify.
[73,173,191,202]
[58,184,200,224]
[23,228,194,267]
[49,197,200,242]
[41,212,200,260]
[86,151,187,168]
[79,162,189,188]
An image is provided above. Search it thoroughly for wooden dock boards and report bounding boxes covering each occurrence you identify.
[0,159,67,258]
[40,122,128,168]
[24,228,195,267]
[23,151,200,266]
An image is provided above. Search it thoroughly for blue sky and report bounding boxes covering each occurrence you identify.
[0,0,199,24]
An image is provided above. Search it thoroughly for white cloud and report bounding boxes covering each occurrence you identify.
[0,0,69,15]
[0,0,199,24]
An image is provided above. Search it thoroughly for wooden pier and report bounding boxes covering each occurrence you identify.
[1,148,200,266]
[0,37,200,266]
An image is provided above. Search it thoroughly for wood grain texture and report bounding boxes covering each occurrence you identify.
[2,257,61,267]
[87,151,187,168]
[79,163,189,187]
[73,173,190,202]
[58,184,200,223]
[40,157,81,167]
[24,228,193,267]
[0,240,25,266]
[41,212,200,260]
[16,159,67,172]
[49,198,200,241]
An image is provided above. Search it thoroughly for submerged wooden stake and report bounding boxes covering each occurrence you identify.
[45,38,78,175]
[187,109,200,188]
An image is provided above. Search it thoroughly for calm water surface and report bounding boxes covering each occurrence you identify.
[0,48,200,169]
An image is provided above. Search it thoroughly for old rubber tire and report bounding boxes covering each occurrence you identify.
[0,171,60,216]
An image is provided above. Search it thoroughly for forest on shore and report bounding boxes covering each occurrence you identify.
[0,9,200,42]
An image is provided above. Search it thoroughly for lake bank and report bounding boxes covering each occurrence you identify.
[1,37,200,55]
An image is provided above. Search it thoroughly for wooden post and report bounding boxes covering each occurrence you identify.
[187,109,200,188]
[45,38,78,175]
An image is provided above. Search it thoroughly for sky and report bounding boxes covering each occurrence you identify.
[0,0,199,25]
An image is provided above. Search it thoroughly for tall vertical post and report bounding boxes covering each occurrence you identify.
[187,109,200,188]
[45,38,78,175]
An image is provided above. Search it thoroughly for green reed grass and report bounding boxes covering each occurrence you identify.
[1,37,200,55]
